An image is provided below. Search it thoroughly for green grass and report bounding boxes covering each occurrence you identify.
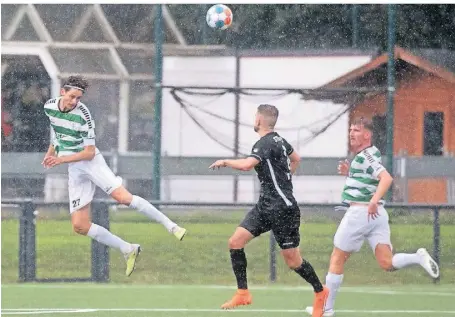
[2,211,455,285]
[2,211,455,317]
[2,284,455,317]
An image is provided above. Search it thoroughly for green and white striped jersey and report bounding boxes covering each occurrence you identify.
[342,145,386,204]
[44,97,98,157]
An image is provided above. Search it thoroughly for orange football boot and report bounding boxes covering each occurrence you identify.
[220,289,252,309]
[312,286,329,317]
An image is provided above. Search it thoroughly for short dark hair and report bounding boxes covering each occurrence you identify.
[352,116,373,132]
[62,76,89,92]
[257,104,279,128]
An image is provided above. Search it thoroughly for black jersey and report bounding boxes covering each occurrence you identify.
[248,132,297,207]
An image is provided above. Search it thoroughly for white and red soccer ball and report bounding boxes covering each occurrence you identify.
[206,4,233,30]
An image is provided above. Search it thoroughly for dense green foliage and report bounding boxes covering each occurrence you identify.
[168,4,455,50]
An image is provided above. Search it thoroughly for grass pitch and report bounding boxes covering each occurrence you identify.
[2,284,455,317]
[2,208,455,316]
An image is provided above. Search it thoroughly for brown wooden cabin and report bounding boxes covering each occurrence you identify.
[320,46,455,203]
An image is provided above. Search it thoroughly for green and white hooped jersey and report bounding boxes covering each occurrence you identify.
[44,98,99,157]
[342,146,386,204]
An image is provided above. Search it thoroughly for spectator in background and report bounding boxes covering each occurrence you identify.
[14,82,50,152]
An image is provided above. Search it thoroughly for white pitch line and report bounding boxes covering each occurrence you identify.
[2,284,454,297]
[2,308,455,315]
[1,309,95,315]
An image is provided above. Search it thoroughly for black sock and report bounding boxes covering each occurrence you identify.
[230,249,248,289]
[294,259,324,293]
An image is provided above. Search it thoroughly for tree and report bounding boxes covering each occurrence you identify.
[169,4,455,50]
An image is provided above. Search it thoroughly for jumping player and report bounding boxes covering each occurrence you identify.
[42,76,187,277]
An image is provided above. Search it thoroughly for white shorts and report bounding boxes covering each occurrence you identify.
[333,205,392,253]
[68,153,123,213]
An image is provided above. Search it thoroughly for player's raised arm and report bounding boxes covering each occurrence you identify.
[209,157,260,171]
[209,137,267,171]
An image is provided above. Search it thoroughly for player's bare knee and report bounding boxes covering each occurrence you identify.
[375,244,393,271]
[330,252,347,267]
[329,248,349,273]
[116,196,132,206]
[377,257,393,271]
[228,237,243,249]
[280,248,301,269]
[111,186,133,205]
[284,254,302,269]
[72,220,91,235]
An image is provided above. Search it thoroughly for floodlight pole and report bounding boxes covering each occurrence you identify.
[152,4,163,201]
[386,4,396,201]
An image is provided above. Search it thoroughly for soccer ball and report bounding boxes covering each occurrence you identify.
[206,4,233,30]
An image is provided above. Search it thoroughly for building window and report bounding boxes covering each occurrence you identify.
[423,112,444,156]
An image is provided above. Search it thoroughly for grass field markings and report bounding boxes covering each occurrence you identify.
[3,308,455,315]
[1,309,97,312]
[1,309,96,315]
[3,284,454,297]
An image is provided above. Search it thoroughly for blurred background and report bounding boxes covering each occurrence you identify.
[1,2,455,299]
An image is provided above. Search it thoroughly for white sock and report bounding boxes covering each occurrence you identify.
[392,253,421,269]
[325,272,343,311]
[87,223,133,254]
[129,195,177,232]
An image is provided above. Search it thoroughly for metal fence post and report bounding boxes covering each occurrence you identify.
[18,202,36,282]
[91,202,110,282]
[433,207,440,284]
[18,204,27,282]
[269,233,277,283]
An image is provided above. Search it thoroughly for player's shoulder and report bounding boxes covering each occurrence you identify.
[265,132,285,145]
[251,138,264,153]
[75,102,95,125]
[76,102,93,117]
[44,98,58,109]
[360,146,382,163]
[76,102,91,113]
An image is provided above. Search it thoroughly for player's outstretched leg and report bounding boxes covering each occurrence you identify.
[221,228,254,310]
[377,245,439,278]
[111,186,187,241]
[72,204,141,277]
[282,248,329,317]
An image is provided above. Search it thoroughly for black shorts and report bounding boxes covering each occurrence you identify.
[239,203,301,249]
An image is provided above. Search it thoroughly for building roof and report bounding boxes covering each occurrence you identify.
[409,48,455,74]
[315,46,455,104]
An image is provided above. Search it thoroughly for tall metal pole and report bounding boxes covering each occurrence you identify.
[386,4,396,201]
[351,4,359,48]
[152,4,163,201]
[200,4,208,44]
[233,49,240,202]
